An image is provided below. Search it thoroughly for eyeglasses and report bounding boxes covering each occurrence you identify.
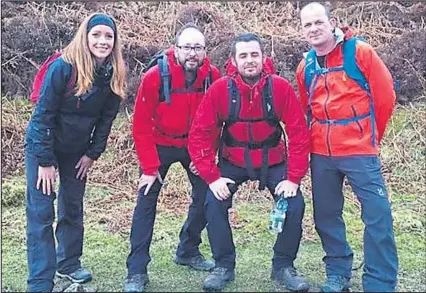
[177,45,205,54]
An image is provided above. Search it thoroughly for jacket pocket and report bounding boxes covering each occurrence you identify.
[351,106,364,137]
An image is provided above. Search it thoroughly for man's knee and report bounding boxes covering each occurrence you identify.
[363,196,393,227]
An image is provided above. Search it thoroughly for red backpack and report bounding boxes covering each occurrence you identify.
[29,51,77,103]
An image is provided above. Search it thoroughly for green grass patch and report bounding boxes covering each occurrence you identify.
[2,182,425,292]
[1,175,26,207]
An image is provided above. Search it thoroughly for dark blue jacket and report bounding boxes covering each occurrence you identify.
[25,57,121,167]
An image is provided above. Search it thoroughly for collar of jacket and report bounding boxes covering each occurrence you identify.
[94,62,113,86]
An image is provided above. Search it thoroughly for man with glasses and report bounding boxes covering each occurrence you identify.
[124,23,222,292]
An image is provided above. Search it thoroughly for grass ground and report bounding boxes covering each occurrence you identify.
[1,101,425,292]
[1,175,425,292]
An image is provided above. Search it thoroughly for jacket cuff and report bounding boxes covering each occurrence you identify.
[204,171,221,185]
[85,150,101,161]
[143,167,159,176]
[38,157,57,168]
[287,175,302,185]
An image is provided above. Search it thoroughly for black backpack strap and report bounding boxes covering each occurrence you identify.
[219,78,240,167]
[143,49,165,73]
[170,87,204,94]
[259,76,281,190]
[159,65,213,103]
[158,55,171,104]
[262,76,277,125]
[221,78,241,156]
[203,68,213,93]
[227,78,240,124]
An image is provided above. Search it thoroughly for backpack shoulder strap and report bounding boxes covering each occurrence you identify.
[342,37,370,94]
[203,67,213,93]
[158,54,171,104]
[304,48,317,94]
[226,78,240,125]
[262,76,278,124]
[143,49,164,73]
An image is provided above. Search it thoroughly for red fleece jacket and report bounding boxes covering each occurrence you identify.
[132,48,221,175]
[189,57,310,184]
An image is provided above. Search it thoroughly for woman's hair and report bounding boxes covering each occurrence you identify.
[62,13,126,99]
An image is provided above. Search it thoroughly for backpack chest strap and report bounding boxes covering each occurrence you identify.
[170,87,205,94]
[316,113,370,125]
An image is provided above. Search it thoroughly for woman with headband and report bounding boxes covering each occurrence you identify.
[24,13,126,292]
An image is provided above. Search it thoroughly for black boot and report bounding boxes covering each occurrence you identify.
[271,267,310,292]
[203,267,235,292]
[174,254,215,271]
[320,275,350,292]
[124,274,149,292]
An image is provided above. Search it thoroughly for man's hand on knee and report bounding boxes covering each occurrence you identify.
[209,177,235,201]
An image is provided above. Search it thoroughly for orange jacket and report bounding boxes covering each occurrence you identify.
[296,28,396,156]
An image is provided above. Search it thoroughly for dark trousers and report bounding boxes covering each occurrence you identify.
[26,146,86,292]
[126,145,209,276]
[205,159,305,270]
[311,154,399,292]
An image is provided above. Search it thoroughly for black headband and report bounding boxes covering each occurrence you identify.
[87,14,116,35]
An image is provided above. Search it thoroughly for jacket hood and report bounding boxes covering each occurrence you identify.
[340,26,357,40]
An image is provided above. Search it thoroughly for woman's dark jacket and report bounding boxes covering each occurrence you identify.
[25,57,121,167]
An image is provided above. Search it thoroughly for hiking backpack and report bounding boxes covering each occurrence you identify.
[303,36,400,147]
[30,51,77,104]
[142,50,213,104]
[219,76,284,190]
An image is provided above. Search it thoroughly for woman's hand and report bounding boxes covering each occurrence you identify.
[37,166,56,195]
[75,155,94,180]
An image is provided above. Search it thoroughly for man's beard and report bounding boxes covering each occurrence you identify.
[183,58,202,72]
[241,73,261,85]
[184,65,198,72]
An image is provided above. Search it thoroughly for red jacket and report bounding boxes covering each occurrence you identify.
[189,57,310,185]
[133,48,221,175]
[296,27,396,156]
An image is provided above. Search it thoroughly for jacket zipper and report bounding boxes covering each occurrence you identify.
[248,90,255,143]
[323,57,332,156]
[185,74,195,139]
[77,97,81,108]
[351,106,364,136]
[187,94,191,138]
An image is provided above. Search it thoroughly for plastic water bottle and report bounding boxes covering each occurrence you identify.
[268,194,288,233]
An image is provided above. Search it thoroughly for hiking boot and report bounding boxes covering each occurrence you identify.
[320,275,350,292]
[271,267,310,292]
[56,267,92,284]
[203,267,235,292]
[124,274,149,292]
[174,254,215,271]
